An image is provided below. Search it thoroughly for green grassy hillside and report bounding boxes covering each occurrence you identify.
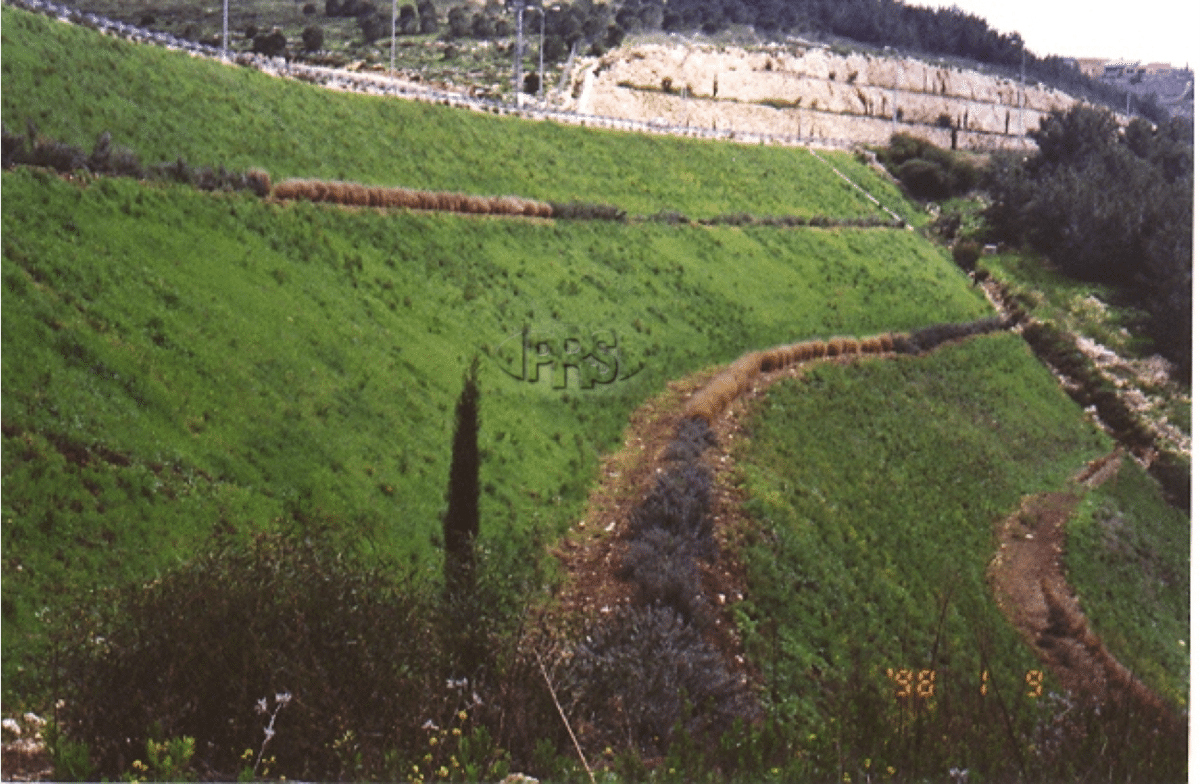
[0,161,986,697]
[0,5,1185,780]
[731,333,1186,780]
[0,6,923,223]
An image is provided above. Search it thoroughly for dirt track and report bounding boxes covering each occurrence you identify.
[986,451,1183,734]
[555,348,1185,739]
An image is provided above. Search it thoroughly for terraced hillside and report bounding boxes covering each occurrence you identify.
[0,5,1187,781]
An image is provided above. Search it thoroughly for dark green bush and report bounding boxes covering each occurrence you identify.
[1148,450,1190,511]
[50,530,459,780]
[952,240,981,271]
[895,157,951,200]
[301,24,325,51]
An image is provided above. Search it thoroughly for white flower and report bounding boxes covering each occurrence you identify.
[422,719,439,731]
[275,691,292,706]
[255,698,269,715]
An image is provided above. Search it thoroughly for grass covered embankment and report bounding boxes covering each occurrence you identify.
[0,5,922,223]
[728,333,1185,780]
[0,161,987,700]
[1064,458,1189,708]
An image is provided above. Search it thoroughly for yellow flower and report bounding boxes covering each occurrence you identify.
[430,736,439,746]
[888,766,896,776]
[438,765,449,778]
[458,711,467,721]
[452,728,462,737]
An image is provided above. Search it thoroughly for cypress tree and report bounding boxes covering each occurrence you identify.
[443,357,480,598]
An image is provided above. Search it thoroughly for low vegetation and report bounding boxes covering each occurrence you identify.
[984,105,1192,374]
[731,334,1185,780]
[0,4,1188,781]
[0,6,913,222]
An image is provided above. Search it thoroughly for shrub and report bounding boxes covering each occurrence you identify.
[952,240,981,271]
[564,606,756,757]
[301,24,324,51]
[50,531,448,780]
[252,29,288,58]
[895,157,951,200]
[620,527,710,624]
[629,463,713,542]
[662,418,718,464]
[547,201,625,220]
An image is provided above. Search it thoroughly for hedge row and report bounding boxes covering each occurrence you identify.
[701,213,905,229]
[1,125,271,195]
[682,318,1016,426]
[1022,320,1188,508]
[567,418,755,759]
[273,178,554,217]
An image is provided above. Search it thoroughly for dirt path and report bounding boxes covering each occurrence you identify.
[554,344,1184,738]
[986,450,1183,733]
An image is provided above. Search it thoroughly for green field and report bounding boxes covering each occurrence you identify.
[0,162,986,698]
[1065,458,1190,707]
[731,334,1184,779]
[0,4,1187,780]
[0,7,916,222]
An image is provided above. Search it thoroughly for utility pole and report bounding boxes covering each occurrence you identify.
[537,6,545,104]
[221,0,228,59]
[512,2,525,103]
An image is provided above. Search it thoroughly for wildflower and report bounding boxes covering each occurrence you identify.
[458,710,467,722]
[256,697,269,715]
[438,766,449,778]
[275,691,292,706]
[422,719,439,731]
[452,727,462,737]
[430,736,439,746]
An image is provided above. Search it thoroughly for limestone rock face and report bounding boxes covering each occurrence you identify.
[570,42,1087,148]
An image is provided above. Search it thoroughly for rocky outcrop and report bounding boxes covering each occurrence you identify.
[570,43,1090,149]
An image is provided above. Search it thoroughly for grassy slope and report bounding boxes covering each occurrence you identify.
[733,334,1115,778]
[1064,458,1190,707]
[0,6,913,221]
[0,157,987,696]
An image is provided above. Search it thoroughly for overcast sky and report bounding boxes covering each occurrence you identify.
[908,0,1198,68]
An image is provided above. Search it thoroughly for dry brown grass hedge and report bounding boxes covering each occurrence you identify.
[683,332,911,424]
[272,179,554,218]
